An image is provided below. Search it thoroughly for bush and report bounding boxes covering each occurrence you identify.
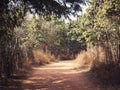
[76,46,106,69]
[33,50,55,65]
[76,46,120,84]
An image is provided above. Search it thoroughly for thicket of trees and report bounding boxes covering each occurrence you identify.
[0,16,87,78]
[80,0,120,66]
[0,0,119,83]
[16,16,86,60]
[75,0,120,82]
[0,0,85,77]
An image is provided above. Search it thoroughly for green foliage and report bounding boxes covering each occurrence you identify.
[74,0,120,83]
[17,17,86,60]
[77,0,120,65]
[0,0,119,81]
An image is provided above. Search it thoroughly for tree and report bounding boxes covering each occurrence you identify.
[0,0,87,77]
[78,0,120,66]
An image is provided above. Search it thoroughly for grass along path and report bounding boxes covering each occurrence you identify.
[0,60,119,90]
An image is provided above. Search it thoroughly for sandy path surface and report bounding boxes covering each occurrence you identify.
[0,60,118,90]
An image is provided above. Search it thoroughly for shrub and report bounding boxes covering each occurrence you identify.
[76,46,106,69]
[76,46,120,84]
[33,50,55,65]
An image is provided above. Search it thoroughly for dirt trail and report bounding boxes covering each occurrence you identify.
[0,60,114,90]
[21,60,100,90]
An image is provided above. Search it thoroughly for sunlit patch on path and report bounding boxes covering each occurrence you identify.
[0,60,115,90]
[20,60,99,90]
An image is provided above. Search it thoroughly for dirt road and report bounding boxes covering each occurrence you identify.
[0,60,117,90]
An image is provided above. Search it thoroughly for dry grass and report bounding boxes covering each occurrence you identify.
[33,50,55,65]
[75,46,106,70]
[75,46,120,84]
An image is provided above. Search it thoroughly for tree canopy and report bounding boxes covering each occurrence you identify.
[0,0,87,38]
[0,0,87,16]
[0,0,120,84]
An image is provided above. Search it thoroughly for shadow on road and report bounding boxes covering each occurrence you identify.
[0,60,120,90]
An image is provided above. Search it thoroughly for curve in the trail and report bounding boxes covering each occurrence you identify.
[0,60,114,90]
[21,60,100,90]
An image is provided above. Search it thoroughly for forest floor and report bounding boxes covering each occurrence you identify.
[0,60,120,90]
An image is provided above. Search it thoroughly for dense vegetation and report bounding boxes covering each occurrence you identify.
[76,0,120,84]
[0,0,120,85]
[0,0,87,78]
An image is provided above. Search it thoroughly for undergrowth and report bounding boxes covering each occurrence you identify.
[33,50,55,65]
[76,46,120,85]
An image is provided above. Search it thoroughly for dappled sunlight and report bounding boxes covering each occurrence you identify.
[0,0,119,90]
[21,60,94,90]
[17,60,101,90]
[61,68,90,75]
[23,80,35,84]
[32,60,77,70]
[52,79,67,84]
[1,60,119,90]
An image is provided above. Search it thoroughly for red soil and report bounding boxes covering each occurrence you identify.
[0,60,119,90]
